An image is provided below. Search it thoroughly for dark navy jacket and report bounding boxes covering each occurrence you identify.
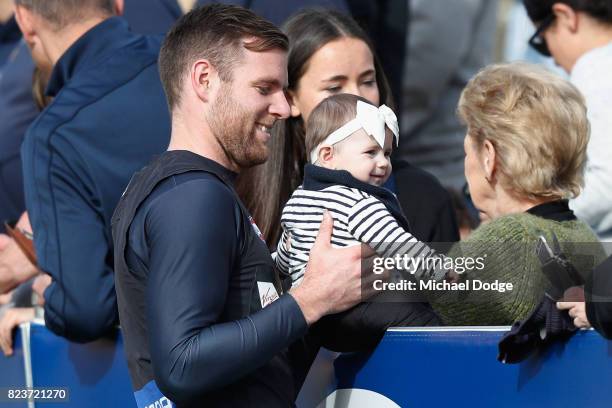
[0,5,190,232]
[21,17,170,342]
[123,0,188,34]
[0,41,37,230]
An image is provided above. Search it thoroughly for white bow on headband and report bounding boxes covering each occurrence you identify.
[309,101,400,164]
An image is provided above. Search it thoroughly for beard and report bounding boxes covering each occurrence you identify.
[206,82,270,170]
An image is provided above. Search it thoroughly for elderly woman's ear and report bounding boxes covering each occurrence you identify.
[481,139,496,183]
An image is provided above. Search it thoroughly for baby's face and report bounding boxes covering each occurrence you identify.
[330,129,393,186]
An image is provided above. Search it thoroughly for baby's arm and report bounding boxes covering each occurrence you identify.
[348,196,447,281]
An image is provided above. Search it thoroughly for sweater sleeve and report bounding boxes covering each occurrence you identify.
[430,215,544,325]
[347,196,446,281]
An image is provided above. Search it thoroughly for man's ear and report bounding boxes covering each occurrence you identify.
[286,90,302,118]
[113,0,125,16]
[482,139,497,181]
[14,5,37,45]
[552,2,579,33]
[191,59,216,103]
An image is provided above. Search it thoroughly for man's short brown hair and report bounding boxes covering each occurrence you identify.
[14,0,114,28]
[159,4,288,111]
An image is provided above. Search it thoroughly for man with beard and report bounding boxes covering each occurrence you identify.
[112,4,369,407]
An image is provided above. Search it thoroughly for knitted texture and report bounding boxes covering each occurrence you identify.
[430,213,605,326]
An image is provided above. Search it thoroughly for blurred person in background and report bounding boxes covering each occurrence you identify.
[0,0,172,350]
[1,0,202,356]
[122,0,199,34]
[524,0,612,244]
[344,0,408,115]
[197,0,348,26]
[0,0,39,309]
[397,0,500,190]
[0,0,202,273]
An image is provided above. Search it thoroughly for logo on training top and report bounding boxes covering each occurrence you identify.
[249,216,265,242]
[145,396,173,408]
[257,281,279,308]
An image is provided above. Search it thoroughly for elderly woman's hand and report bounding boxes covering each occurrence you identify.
[557,301,591,329]
[0,307,35,356]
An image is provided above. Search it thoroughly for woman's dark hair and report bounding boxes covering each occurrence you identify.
[235,8,394,248]
[523,0,612,24]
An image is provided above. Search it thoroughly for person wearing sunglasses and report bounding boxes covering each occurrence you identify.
[524,0,612,243]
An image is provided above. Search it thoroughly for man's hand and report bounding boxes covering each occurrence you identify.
[0,307,35,356]
[290,211,376,325]
[557,301,591,329]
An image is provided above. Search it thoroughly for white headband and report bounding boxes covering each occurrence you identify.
[309,101,400,164]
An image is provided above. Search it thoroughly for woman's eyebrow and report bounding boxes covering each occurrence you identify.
[358,69,376,78]
[322,75,348,82]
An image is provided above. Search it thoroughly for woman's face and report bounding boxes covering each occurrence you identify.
[289,37,380,122]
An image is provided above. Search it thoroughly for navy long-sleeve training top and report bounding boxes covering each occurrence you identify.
[21,17,170,342]
[113,151,308,407]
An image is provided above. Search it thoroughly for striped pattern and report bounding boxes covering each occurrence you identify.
[275,185,446,285]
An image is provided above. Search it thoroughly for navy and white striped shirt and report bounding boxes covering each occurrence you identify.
[276,184,446,285]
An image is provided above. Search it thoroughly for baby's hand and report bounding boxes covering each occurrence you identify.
[445,270,461,283]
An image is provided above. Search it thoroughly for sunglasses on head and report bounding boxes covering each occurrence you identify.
[528,14,556,57]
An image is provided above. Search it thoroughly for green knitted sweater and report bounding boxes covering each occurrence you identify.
[430,213,605,326]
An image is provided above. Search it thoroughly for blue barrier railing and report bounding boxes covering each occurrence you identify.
[1,321,135,408]
[2,323,611,407]
[320,327,612,407]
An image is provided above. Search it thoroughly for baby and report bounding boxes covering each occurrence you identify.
[276,94,448,288]
[274,94,449,350]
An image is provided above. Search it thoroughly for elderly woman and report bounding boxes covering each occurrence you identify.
[432,62,606,325]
